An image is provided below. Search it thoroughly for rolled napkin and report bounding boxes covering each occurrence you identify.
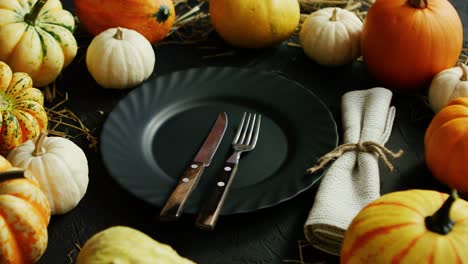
[304,87,402,256]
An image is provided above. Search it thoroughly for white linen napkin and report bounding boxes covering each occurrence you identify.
[304,87,397,256]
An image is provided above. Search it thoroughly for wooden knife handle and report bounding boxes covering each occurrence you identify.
[195,161,238,230]
[160,161,205,220]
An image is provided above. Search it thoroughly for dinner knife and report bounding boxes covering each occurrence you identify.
[159,112,228,220]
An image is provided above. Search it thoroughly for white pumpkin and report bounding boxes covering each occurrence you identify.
[7,131,88,215]
[428,63,468,113]
[86,27,156,89]
[299,7,363,66]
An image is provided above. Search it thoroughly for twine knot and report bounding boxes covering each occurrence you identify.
[307,141,404,174]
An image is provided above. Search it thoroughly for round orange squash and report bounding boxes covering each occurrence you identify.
[361,0,463,90]
[425,97,468,194]
[209,0,300,49]
[341,189,468,263]
[0,155,51,264]
[73,0,175,44]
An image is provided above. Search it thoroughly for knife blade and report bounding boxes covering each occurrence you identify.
[159,112,228,220]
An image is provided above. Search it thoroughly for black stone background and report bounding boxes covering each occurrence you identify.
[38,0,468,263]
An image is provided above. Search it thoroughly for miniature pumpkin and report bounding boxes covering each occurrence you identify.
[341,189,468,263]
[0,62,48,155]
[299,8,362,66]
[0,0,78,87]
[361,0,463,90]
[210,0,300,48]
[424,98,468,194]
[428,63,468,113]
[86,27,156,89]
[77,226,195,264]
[0,155,51,264]
[73,0,175,44]
[7,131,89,215]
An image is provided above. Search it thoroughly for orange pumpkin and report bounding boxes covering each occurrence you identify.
[0,155,51,264]
[209,0,300,48]
[361,0,463,90]
[425,97,468,194]
[73,0,175,44]
[341,189,468,263]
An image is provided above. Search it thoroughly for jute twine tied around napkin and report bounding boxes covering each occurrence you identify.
[304,87,402,256]
[307,141,404,174]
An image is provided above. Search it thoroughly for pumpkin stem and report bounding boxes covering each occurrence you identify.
[408,0,428,8]
[33,131,48,156]
[153,5,171,23]
[425,189,458,235]
[114,28,124,40]
[0,169,25,182]
[24,0,49,25]
[458,62,468,81]
[330,9,338,21]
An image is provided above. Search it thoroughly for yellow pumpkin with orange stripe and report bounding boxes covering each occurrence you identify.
[341,189,468,263]
[0,155,51,263]
[0,61,48,155]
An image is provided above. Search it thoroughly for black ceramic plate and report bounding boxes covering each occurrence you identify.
[100,67,338,215]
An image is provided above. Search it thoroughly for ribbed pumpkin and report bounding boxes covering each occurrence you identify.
[210,0,300,48]
[299,8,363,66]
[0,62,48,155]
[0,155,51,264]
[361,0,463,90]
[341,189,468,263]
[85,27,156,89]
[428,63,468,113]
[8,131,89,215]
[425,98,468,194]
[73,0,175,44]
[0,0,78,87]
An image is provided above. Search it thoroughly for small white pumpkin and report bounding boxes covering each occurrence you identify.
[86,27,156,89]
[7,131,89,215]
[428,63,468,113]
[299,7,363,66]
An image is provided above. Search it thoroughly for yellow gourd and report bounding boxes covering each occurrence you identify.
[209,0,300,48]
[76,226,196,264]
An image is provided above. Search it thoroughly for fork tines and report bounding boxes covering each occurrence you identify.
[233,112,261,149]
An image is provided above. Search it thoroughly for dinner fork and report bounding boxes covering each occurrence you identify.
[195,112,261,230]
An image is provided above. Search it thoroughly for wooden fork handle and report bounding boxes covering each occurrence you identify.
[195,161,238,230]
[160,161,205,220]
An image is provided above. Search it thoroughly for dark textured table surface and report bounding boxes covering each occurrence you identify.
[41,1,468,263]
